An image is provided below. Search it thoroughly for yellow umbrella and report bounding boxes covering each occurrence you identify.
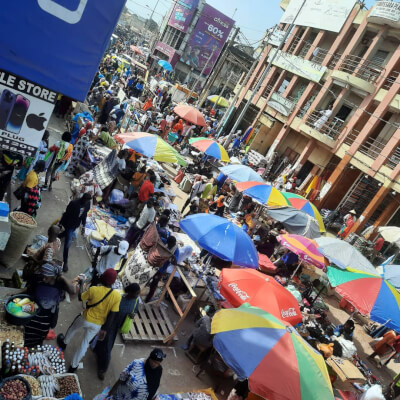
[207,95,229,108]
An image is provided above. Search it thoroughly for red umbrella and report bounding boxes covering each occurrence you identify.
[130,45,144,56]
[219,268,302,325]
[173,105,206,126]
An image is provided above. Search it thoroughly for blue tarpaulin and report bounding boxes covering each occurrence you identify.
[0,0,126,101]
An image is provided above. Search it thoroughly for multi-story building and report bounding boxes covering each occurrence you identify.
[152,0,235,91]
[234,0,400,235]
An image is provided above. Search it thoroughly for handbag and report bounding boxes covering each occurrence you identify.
[120,298,139,334]
[13,185,25,200]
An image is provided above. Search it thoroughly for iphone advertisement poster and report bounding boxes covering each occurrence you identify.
[0,69,56,156]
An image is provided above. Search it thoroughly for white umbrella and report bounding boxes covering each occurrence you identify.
[377,226,400,246]
[315,237,377,275]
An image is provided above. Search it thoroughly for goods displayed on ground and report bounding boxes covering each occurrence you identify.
[0,376,30,400]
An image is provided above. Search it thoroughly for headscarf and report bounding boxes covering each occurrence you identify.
[41,262,62,277]
[216,195,225,207]
[176,246,193,264]
[24,170,39,188]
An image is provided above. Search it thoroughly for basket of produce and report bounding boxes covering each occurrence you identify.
[38,374,82,400]
[17,375,41,398]
[5,295,39,326]
[0,376,31,400]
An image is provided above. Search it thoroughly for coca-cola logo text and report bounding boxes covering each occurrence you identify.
[281,308,298,319]
[228,283,250,301]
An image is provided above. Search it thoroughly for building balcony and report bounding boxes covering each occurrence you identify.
[358,137,386,160]
[331,54,384,94]
[386,146,400,170]
[343,129,359,147]
[299,111,345,147]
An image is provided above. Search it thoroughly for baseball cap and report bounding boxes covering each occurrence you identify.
[118,240,129,256]
[149,348,166,362]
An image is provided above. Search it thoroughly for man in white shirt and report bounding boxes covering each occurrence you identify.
[126,198,156,247]
[92,240,129,283]
[181,177,206,213]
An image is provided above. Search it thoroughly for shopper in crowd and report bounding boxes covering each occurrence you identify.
[94,283,141,380]
[58,193,92,272]
[24,262,75,347]
[126,198,156,247]
[107,348,165,400]
[181,176,206,213]
[20,160,46,217]
[138,174,156,204]
[57,269,122,373]
[92,240,129,285]
[44,131,73,191]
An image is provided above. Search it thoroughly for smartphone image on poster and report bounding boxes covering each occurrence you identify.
[6,94,30,134]
[0,89,16,130]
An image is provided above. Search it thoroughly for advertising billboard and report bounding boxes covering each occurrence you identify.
[168,0,199,33]
[281,0,357,33]
[0,0,126,101]
[0,69,56,157]
[181,4,234,76]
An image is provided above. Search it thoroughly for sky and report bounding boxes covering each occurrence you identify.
[127,0,378,46]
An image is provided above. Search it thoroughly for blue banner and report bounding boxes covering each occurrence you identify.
[0,0,126,101]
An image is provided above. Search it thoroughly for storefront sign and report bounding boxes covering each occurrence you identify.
[267,29,286,47]
[268,50,327,83]
[268,92,295,116]
[0,69,56,157]
[281,0,356,33]
[181,4,234,76]
[168,0,199,33]
[368,1,400,27]
[155,41,178,64]
[0,0,126,101]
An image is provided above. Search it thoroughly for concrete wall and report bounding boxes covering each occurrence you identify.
[249,121,283,155]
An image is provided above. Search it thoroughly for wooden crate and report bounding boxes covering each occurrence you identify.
[122,303,177,343]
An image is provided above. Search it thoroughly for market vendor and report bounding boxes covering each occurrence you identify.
[126,198,156,247]
[334,319,355,341]
[368,330,400,366]
[24,262,76,347]
[107,348,165,400]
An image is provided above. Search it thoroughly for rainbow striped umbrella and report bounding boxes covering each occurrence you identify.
[189,137,230,162]
[115,132,186,166]
[281,192,325,232]
[327,266,400,331]
[277,234,328,269]
[235,181,288,206]
[212,304,334,400]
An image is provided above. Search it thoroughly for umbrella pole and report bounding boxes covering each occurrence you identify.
[193,255,212,289]
[290,260,303,281]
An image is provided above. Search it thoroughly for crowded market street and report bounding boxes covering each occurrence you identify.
[3,1,400,400]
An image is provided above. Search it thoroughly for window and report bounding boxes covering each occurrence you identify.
[160,26,185,50]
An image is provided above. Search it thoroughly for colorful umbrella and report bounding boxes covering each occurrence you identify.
[281,192,325,232]
[376,264,400,288]
[327,266,400,332]
[212,304,334,400]
[207,95,229,108]
[219,268,302,325]
[219,165,263,183]
[235,181,288,206]
[158,59,173,71]
[189,137,230,162]
[277,234,328,270]
[173,105,206,126]
[315,237,377,275]
[179,214,258,268]
[115,132,186,166]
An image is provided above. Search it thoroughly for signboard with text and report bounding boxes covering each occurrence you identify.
[368,1,400,27]
[181,4,234,76]
[268,92,295,116]
[268,50,327,83]
[281,0,356,33]
[0,0,126,101]
[168,0,199,33]
[0,69,56,157]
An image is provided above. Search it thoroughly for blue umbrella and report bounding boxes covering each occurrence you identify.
[179,214,258,268]
[376,264,400,288]
[220,165,264,183]
[158,60,173,71]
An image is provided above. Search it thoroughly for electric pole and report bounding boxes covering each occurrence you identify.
[187,46,216,101]
[222,0,307,149]
[198,26,240,107]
